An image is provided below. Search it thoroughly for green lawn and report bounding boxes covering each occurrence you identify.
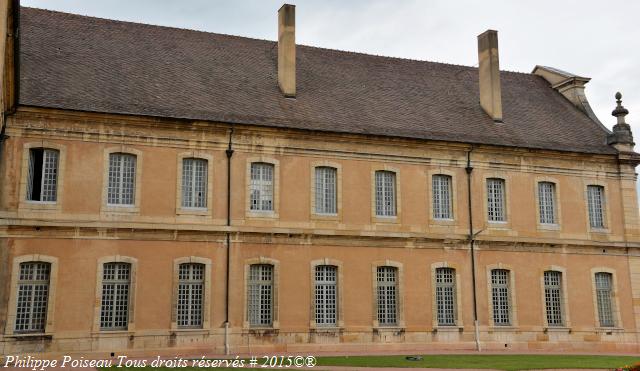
[316,354,640,370]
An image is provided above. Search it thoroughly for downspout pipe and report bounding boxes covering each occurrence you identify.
[224,127,234,355]
[466,148,481,351]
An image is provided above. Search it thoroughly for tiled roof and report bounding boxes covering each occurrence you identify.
[18,7,616,154]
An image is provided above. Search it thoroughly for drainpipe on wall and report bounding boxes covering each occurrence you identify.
[224,126,234,355]
[466,148,481,352]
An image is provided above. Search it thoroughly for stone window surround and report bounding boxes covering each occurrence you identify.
[486,263,518,329]
[539,265,571,330]
[371,260,405,329]
[245,157,280,219]
[583,179,611,234]
[590,267,622,330]
[101,146,143,215]
[18,141,67,212]
[92,255,138,333]
[243,257,280,330]
[430,261,464,330]
[370,165,402,224]
[171,256,212,331]
[5,254,59,336]
[428,168,458,226]
[309,258,345,330]
[175,152,214,217]
[534,176,562,231]
[482,172,512,229]
[310,161,343,221]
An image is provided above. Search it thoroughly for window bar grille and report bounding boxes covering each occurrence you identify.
[376,266,398,326]
[248,264,273,326]
[491,269,511,326]
[250,163,274,211]
[15,262,50,333]
[314,265,337,326]
[435,267,456,326]
[375,171,396,217]
[544,271,563,326]
[100,262,131,330]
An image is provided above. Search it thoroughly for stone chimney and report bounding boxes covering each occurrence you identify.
[278,4,296,97]
[477,30,502,122]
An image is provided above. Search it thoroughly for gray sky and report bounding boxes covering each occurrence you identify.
[21,0,640,149]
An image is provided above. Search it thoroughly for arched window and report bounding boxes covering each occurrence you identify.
[15,262,51,333]
[26,148,59,202]
[107,153,137,206]
[181,158,208,209]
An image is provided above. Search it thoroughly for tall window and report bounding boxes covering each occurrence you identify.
[595,272,615,327]
[375,171,396,217]
[177,263,204,328]
[248,264,273,326]
[15,262,50,333]
[587,185,605,228]
[538,181,556,224]
[315,167,337,215]
[544,270,563,326]
[487,178,506,222]
[182,158,208,209]
[108,153,136,206]
[376,266,398,326]
[314,265,337,326]
[433,174,452,219]
[435,267,456,326]
[100,262,131,330]
[250,163,274,212]
[26,148,59,202]
[491,269,511,326]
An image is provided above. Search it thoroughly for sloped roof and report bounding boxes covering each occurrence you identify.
[18,7,616,154]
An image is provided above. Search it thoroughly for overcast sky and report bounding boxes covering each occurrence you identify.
[21,0,640,147]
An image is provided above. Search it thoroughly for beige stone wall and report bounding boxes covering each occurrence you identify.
[1,107,640,355]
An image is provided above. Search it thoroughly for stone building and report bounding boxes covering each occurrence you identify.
[1,3,640,356]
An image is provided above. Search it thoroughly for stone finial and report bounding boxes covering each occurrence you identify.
[607,92,634,147]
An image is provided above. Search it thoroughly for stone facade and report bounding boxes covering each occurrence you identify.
[0,106,639,356]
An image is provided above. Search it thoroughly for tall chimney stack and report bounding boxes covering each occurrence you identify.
[278,4,296,97]
[477,30,502,122]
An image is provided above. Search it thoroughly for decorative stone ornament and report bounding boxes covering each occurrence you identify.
[607,92,635,147]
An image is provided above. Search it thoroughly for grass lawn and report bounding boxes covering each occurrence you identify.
[316,354,640,370]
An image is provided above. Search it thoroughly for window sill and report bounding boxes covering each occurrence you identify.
[489,325,519,332]
[311,213,340,221]
[91,330,135,337]
[433,325,464,332]
[102,205,140,214]
[544,326,571,333]
[589,228,610,234]
[246,211,278,219]
[430,218,456,226]
[310,326,343,333]
[176,208,211,217]
[487,221,510,229]
[373,216,398,224]
[596,327,624,334]
[373,326,405,333]
[537,223,560,231]
[8,332,53,339]
[170,328,210,335]
[19,201,60,211]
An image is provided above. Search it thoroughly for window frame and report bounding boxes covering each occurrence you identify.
[486,177,507,223]
[486,264,518,328]
[92,256,138,333]
[584,181,610,233]
[243,257,280,329]
[101,147,142,214]
[428,169,457,225]
[539,265,571,330]
[309,259,345,329]
[370,165,402,223]
[591,267,621,329]
[431,262,463,329]
[310,161,343,221]
[534,177,562,230]
[171,257,212,331]
[374,170,397,218]
[371,260,404,329]
[5,255,59,336]
[245,157,280,219]
[18,142,66,212]
[176,152,214,217]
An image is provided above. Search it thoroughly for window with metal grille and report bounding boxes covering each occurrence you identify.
[433,174,452,219]
[435,267,456,326]
[375,171,396,217]
[15,262,50,333]
[248,264,273,326]
[177,263,204,328]
[538,182,556,224]
[587,185,605,228]
[181,158,208,209]
[100,262,131,330]
[487,178,506,222]
[107,153,136,206]
[314,265,337,326]
[250,163,274,212]
[376,266,398,326]
[595,272,615,327]
[26,148,59,202]
[491,269,511,326]
[544,270,563,326]
[315,167,337,215]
